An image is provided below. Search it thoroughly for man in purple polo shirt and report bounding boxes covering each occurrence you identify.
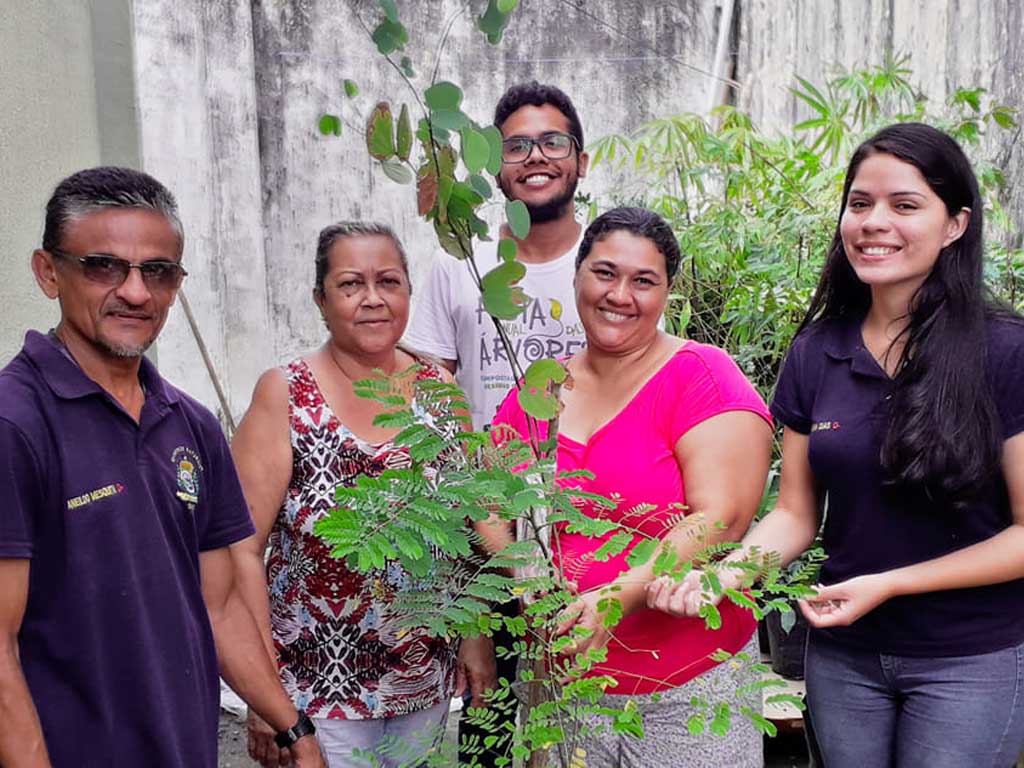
[0,168,325,768]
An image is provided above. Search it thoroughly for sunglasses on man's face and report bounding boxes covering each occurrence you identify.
[50,249,188,291]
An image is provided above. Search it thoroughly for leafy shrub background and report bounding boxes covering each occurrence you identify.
[589,53,1021,399]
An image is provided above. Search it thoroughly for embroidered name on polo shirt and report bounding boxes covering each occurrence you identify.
[66,483,125,510]
[811,420,841,432]
[171,446,203,506]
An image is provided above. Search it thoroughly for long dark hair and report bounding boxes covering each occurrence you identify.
[800,122,1001,507]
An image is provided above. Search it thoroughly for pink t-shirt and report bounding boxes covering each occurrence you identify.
[494,342,772,695]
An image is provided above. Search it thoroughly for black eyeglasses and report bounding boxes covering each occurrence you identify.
[501,132,579,164]
[51,250,188,291]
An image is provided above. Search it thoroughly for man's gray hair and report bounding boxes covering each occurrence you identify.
[314,221,410,292]
[42,167,184,254]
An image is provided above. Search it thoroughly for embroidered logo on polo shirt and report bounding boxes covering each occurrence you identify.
[66,483,125,510]
[171,446,203,507]
[811,420,841,432]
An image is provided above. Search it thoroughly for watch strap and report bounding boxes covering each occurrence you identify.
[274,712,316,748]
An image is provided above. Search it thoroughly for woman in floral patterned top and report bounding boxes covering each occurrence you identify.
[232,223,490,767]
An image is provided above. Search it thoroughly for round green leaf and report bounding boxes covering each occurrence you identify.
[468,214,490,240]
[523,358,567,389]
[381,157,413,184]
[497,0,518,11]
[437,176,454,221]
[416,117,451,145]
[505,199,530,239]
[469,174,493,200]
[396,103,413,161]
[378,0,399,23]
[430,109,470,132]
[517,358,567,420]
[478,0,512,44]
[482,125,503,175]
[446,195,474,223]
[343,79,359,98]
[424,81,463,112]
[517,388,559,421]
[434,217,472,259]
[461,128,490,174]
[318,114,342,137]
[371,18,407,55]
[497,237,517,262]
[366,102,395,159]
[481,260,528,320]
[448,181,484,206]
[400,56,415,79]
[433,145,457,178]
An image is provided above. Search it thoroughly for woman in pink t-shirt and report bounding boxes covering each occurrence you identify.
[493,207,772,767]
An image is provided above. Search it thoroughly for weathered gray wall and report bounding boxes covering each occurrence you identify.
[131,0,271,419]
[0,0,139,366]
[736,0,1024,239]
[249,0,718,363]
[11,1,1019,415]
[140,0,722,421]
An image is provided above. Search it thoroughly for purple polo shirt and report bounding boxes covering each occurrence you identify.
[0,331,254,767]
[772,314,1024,657]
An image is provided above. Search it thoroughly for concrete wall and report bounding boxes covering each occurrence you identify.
[10,1,1019,414]
[137,0,722,422]
[132,0,270,422]
[0,0,139,366]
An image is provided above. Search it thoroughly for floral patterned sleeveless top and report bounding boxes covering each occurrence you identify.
[266,358,457,720]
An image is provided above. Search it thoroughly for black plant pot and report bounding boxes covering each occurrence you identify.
[764,606,809,680]
[757,618,771,655]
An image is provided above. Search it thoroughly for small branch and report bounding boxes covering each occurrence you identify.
[178,290,237,434]
[430,8,467,87]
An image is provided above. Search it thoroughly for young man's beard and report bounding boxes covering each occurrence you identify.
[498,175,580,224]
[525,187,577,223]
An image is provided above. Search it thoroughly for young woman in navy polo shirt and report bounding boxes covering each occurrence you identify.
[647,123,1024,766]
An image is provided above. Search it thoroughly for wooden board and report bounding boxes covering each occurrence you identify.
[762,670,806,728]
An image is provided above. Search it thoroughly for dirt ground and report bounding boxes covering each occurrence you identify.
[217,709,811,767]
[218,711,257,768]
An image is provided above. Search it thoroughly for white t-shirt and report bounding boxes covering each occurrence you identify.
[404,236,586,430]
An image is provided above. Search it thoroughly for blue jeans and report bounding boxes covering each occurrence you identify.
[805,631,1024,768]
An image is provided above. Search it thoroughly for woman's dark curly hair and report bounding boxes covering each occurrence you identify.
[575,207,681,279]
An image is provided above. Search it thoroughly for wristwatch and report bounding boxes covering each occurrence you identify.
[274,712,316,748]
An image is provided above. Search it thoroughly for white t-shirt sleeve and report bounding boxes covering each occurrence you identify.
[404,254,459,360]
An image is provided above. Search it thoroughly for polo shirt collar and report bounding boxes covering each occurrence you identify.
[22,330,180,406]
[821,314,891,380]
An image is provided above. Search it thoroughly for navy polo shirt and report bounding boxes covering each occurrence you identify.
[0,331,254,767]
[772,314,1024,657]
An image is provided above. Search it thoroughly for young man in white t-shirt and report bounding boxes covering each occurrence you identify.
[405,81,589,431]
[404,81,589,767]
